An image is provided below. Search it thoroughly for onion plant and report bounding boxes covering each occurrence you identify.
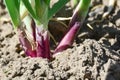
[5,0,91,59]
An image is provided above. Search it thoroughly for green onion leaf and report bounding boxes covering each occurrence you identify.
[48,0,70,20]
[35,0,48,24]
[5,0,21,28]
[22,0,37,20]
[44,0,50,6]
[14,0,20,12]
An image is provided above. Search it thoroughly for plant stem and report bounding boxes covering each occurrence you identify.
[54,0,91,54]
[54,22,80,53]
[69,0,91,28]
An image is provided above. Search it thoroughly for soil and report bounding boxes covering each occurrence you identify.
[0,0,120,80]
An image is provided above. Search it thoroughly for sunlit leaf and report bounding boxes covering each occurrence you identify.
[48,0,69,19]
[5,0,21,28]
[22,0,37,20]
[35,0,48,25]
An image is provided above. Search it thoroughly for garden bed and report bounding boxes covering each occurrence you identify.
[0,0,120,80]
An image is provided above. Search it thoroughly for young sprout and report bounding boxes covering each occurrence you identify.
[54,0,91,53]
[5,0,69,59]
[5,0,91,59]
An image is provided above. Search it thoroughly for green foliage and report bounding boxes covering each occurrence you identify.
[5,0,91,58]
[5,0,70,29]
[22,0,69,28]
[22,0,37,20]
[35,0,49,25]
[5,0,21,28]
[48,0,69,19]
